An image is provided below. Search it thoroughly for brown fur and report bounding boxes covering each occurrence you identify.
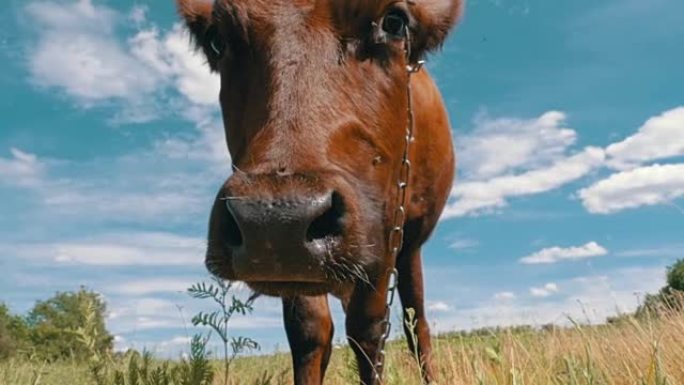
[177,1,461,383]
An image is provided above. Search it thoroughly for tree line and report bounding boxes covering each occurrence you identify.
[1,260,683,362]
[0,287,112,360]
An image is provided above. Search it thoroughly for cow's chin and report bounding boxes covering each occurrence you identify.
[245,281,337,297]
[205,245,377,298]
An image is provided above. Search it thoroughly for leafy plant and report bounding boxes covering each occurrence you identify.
[68,294,114,385]
[667,259,684,292]
[188,277,260,385]
[28,287,113,361]
[404,308,426,382]
[175,335,215,385]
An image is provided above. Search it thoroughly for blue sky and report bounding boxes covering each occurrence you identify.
[1,0,683,356]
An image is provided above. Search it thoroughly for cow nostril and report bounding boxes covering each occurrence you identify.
[306,192,345,242]
[224,203,244,248]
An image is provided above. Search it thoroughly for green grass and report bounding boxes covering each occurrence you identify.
[3,311,684,385]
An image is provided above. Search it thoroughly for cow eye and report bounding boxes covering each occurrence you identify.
[206,26,226,58]
[381,10,408,38]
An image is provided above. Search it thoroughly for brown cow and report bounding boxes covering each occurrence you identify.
[176,1,460,384]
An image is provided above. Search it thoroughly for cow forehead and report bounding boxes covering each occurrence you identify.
[216,0,401,125]
[218,2,348,116]
[216,0,392,28]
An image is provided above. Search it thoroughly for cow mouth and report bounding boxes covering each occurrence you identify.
[245,281,334,297]
[206,237,372,296]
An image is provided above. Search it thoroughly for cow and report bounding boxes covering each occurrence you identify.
[176,1,461,384]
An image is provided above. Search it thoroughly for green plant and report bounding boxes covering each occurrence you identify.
[167,335,214,385]
[188,277,260,385]
[636,260,684,318]
[667,259,684,292]
[0,303,30,359]
[27,287,113,361]
[404,308,426,382]
[68,293,113,385]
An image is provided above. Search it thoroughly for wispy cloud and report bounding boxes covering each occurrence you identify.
[427,301,452,313]
[529,283,559,298]
[457,111,577,180]
[443,111,605,218]
[0,148,45,187]
[444,106,684,219]
[10,232,205,266]
[605,107,684,170]
[579,164,684,215]
[107,278,196,295]
[55,234,204,266]
[616,244,684,258]
[576,106,684,215]
[493,292,516,301]
[445,147,605,218]
[14,0,229,228]
[25,0,219,124]
[520,242,608,265]
[448,238,480,251]
[26,0,157,104]
[428,267,666,333]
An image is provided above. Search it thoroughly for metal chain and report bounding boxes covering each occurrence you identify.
[372,27,425,385]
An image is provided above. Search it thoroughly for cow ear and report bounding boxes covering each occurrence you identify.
[408,0,463,61]
[176,0,222,71]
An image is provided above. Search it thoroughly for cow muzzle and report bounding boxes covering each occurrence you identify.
[210,171,357,284]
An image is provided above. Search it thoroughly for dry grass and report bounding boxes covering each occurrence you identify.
[2,312,684,385]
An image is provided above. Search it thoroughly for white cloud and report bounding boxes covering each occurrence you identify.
[520,241,608,265]
[29,148,225,222]
[448,238,479,251]
[579,163,684,214]
[162,27,220,106]
[442,110,608,218]
[108,295,282,335]
[128,25,220,107]
[444,147,605,218]
[457,111,577,180]
[26,0,219,121]
[106,297,183,333]
[107,278,195,295]
[0,148,45,187]
[493,292,516,300]
[444,107,684,219]
[43,187,206,220]
[429,267,666,333]
[530,283,559,298]
[427,301,452,312]
[605,107,684,170]
[46,232,205,266]
[615,244,684,258]
[160,336,192,348]
[26,0,158,103]
[153,111,229,165]
[128,4,148,25]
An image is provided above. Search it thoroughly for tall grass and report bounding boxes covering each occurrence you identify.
[2,311,684,385]
[0,304,684,385]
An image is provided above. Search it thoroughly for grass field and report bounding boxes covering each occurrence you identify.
[2,311,683,385]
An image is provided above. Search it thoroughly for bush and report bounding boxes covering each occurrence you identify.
[636,259,684,318]
[0,316,13,359]
[667,259,684,292]
[0,303,29,359]
[26,287,113,361]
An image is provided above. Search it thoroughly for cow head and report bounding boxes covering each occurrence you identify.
[177,0,462,297]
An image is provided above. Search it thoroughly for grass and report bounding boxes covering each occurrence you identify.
[2,311,684,385]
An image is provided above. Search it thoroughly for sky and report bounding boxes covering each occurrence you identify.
[1,0,683,357]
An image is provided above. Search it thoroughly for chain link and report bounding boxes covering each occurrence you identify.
[372,24,425,384]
